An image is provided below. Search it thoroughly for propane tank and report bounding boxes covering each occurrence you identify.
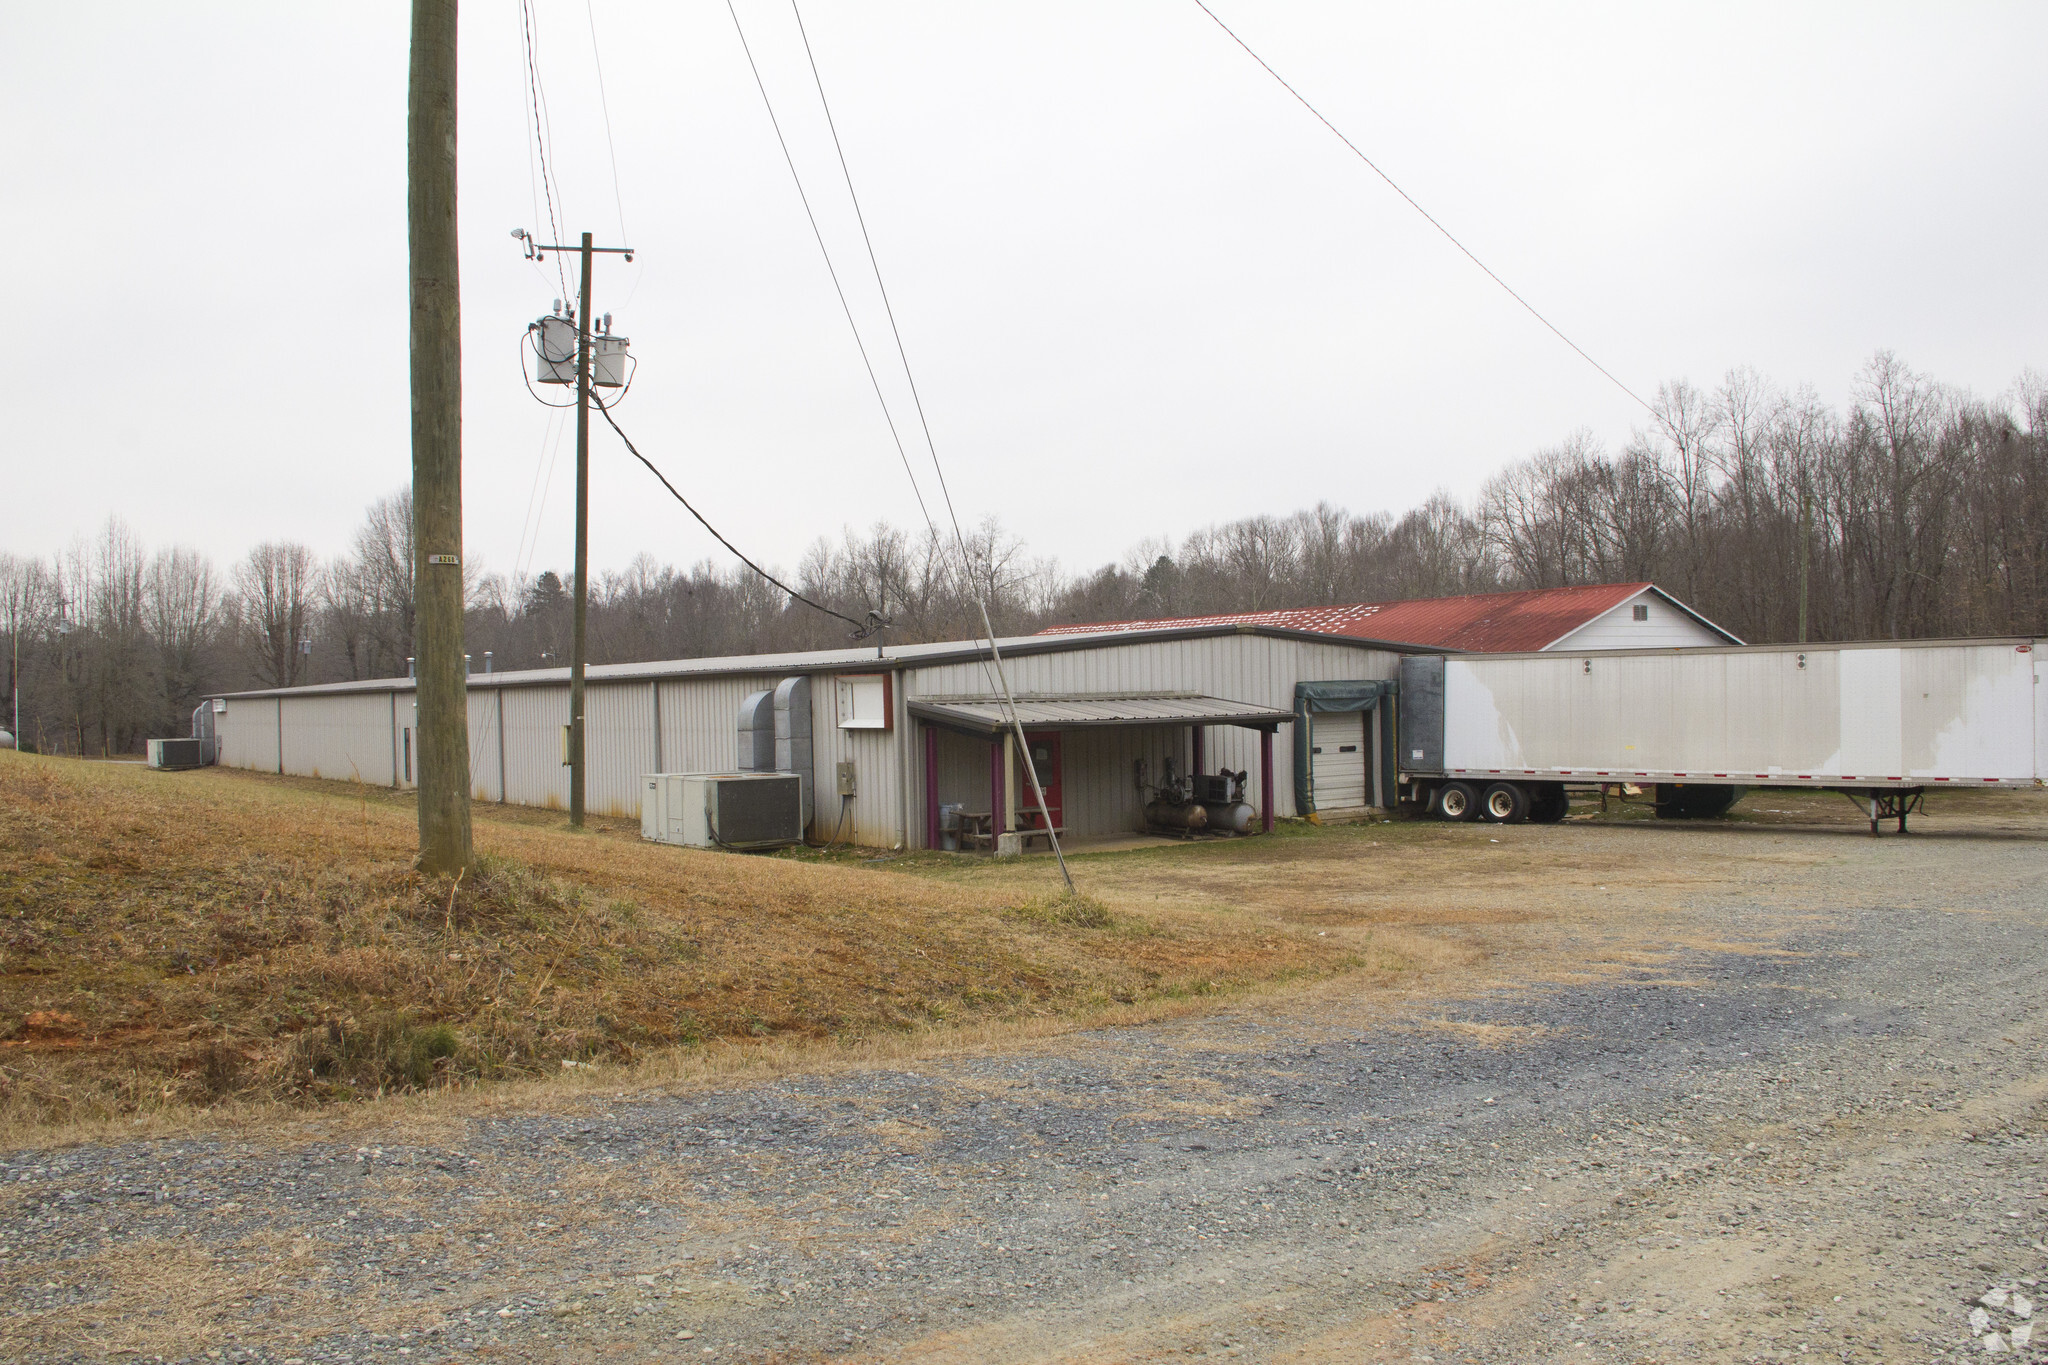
[1201,800,1255,834]
[1144,798,1209,831]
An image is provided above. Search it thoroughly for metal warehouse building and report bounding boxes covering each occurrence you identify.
[211,624,1420,849]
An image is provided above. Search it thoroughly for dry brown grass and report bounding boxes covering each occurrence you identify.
[0,755,1347,1131]
[14,760,2023,1141]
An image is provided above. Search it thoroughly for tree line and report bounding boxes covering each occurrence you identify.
[6,352,2041,754]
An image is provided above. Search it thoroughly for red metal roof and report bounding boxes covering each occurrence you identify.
[1038,583,1685,652]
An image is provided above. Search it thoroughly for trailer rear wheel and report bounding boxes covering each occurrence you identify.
[1529,783,1568,823]
[1482,782,1530,823]
[1434,781,1478,821]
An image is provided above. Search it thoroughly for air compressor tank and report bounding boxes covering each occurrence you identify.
[1202,799,1255,834]
[1144,798,1209,831]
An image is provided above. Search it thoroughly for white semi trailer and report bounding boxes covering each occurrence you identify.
[1396,637,2045,835]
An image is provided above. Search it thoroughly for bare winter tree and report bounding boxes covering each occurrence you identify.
[14,352,2045,713]
[1642,379,1725,602]
[351,490,416,675]
[0,552,59,744]
[145,546,223,733]
[234,542,320,688]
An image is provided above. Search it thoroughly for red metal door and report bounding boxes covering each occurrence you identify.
[1022,731,1062,829]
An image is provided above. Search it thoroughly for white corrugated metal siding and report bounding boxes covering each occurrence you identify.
[281,691,397,785]
[217,696,281,774]
[1055,724,1191,836]
[655,675,758,773]
[811,671,906,847]
[585,682,654,819]
[467,690,502,802]
[500,684,570,811]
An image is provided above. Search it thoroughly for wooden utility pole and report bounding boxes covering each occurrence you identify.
[514,232,629,830]
[568,232,593,828]
[408,0,474,874]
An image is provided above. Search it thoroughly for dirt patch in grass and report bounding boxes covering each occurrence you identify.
[0,756,1345,1131]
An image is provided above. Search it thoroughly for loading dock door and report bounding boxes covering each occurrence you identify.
[1309,710,1367,812]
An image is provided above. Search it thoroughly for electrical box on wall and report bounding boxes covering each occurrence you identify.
[836,760,857,796]
[834,673,891,729]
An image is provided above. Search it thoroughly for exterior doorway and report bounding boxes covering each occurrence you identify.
[1021,730,1062,829]
[1308,709,1367,813]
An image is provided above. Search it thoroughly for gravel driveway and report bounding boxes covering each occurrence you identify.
[5,815,2046,1364]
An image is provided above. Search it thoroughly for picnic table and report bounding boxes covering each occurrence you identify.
[956,812,1064,852]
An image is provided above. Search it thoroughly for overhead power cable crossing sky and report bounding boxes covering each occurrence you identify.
[518,0,571,303]
[1190,0,1656,417]
[788,1,975,564]
[597,398,870,635]
[779,1,1075,883]
[724,0,939,540]
[528,0,1673,652]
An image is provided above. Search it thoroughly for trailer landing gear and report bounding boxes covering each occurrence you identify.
[1852,788,1925,837]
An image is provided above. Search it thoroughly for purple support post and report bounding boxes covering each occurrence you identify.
[1259,727,1275,833]
[990,736,1005,834]
[923,724,939,850]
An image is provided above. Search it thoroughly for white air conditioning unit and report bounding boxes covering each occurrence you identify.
[640,772,804,850]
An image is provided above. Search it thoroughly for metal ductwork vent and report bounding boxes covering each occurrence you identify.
[736,689,776,771]
[773,676,813,832]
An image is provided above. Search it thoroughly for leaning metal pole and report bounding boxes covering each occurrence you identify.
[973,600,1074,894]
[408,0,474,874]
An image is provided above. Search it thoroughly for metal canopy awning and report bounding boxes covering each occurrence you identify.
[908,691,1293,735]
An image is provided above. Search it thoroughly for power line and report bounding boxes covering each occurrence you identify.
[1189,0,1654,416]
[519,0,571,301]
[787,3,1073,890]
[583,0,630,247]
[514,406,569,589]
[583,0,643,310]
[787,5,1012,634]
[725,0,939,537]
[788,2,968,552]
[595,397,876,637]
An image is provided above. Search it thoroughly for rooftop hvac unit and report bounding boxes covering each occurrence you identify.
[147,738,207,771]
[640,772,804,850]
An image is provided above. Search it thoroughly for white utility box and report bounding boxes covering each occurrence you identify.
[640,772,804,850]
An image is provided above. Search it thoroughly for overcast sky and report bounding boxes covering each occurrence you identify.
[7,2,2044,589]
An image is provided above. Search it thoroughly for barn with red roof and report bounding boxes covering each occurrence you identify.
[1038,583,1741,653]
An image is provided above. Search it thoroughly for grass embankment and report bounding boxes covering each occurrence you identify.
[0,756,1349,1130]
